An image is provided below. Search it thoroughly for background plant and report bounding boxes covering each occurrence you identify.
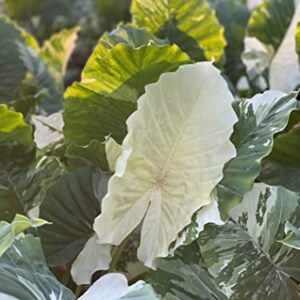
[1,0,300,299]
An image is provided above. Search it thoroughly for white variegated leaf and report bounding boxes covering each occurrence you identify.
[269,2,300,92]
[105,137,122,172]
[78,273,158,300]
[71,234,112,285]
[94,62,237,268]
[171,196,224,253]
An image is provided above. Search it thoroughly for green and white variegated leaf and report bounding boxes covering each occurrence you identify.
[217,91,299,218]
[79,273,158,300]
[32,112,64,150]
[71,234,111,285]
[131,0,226,62]
[0,17,26,101]
[269,1,300,92]
[39,27,79,88]
[98,24,168,55]
[0,235,75,300]
[38,166,111,286]
[200,183,300,299]
[171,194,223,253]
[64,44,191,146]
[94,62,237,268]
[0,214,48,257]
[151,243,227,300]
[279,222,300,250]
[242,37,272,90]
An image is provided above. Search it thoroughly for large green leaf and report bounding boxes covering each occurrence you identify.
[66,139,109,171]
[0,235,75,300]
[208,0,250,84]
[217,91,299,218]
[38,166,110,266]
[0,17,26,101]
[200,183,300,299]
[64,43,191,145]
[131,0,226,61]
[151,243,227,300]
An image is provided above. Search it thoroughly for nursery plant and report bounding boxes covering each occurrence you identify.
[1,0,300,299]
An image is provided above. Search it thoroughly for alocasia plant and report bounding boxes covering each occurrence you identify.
[94,62,237,267]
[1,0,300,299]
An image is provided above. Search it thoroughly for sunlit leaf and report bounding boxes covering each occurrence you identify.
[94,62,237,268]
[64,43,191,145]
[40,27,79,88]
[131,0,226,61]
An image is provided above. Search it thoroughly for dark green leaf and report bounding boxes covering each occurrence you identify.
[38,166,110,266]
[66,139,109,171]
[0,17,26,101]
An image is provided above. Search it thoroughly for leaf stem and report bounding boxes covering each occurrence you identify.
[109,235,130,272]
